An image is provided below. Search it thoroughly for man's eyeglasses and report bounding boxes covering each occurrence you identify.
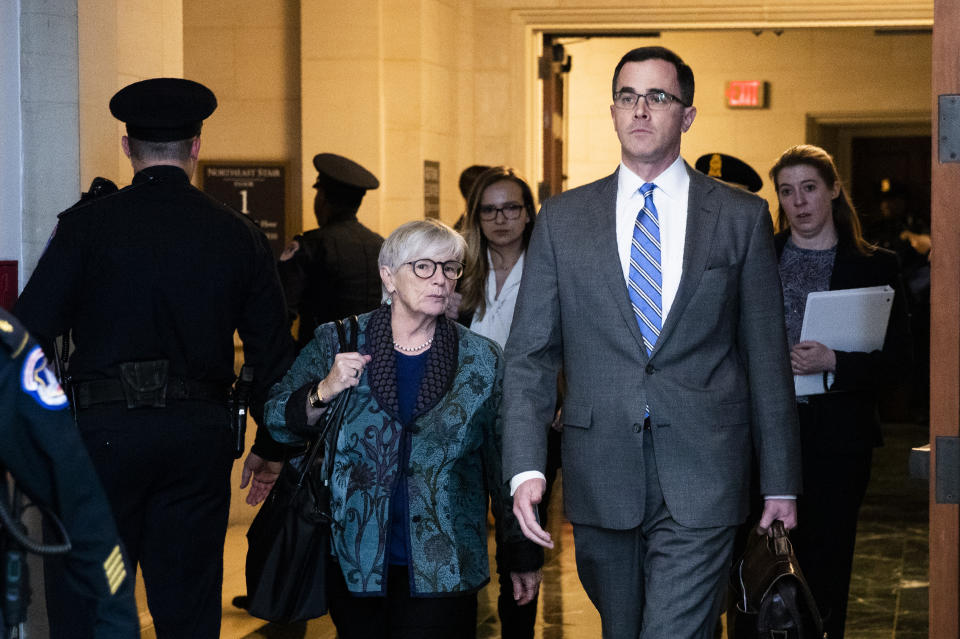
[612,90,688,111]
[478,204,525,221]
[405,259,464,280]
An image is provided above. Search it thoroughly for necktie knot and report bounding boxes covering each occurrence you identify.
[640,182,656,200]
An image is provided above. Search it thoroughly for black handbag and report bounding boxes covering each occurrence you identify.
[732,520,824,639]
[244,315,358,623]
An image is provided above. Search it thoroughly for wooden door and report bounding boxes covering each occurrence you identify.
[540,35,570,202]
[929,1,960,636]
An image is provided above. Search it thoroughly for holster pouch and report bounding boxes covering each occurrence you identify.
[118,360,170,408]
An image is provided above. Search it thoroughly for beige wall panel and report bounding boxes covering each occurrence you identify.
[422,0,458,65]
[422,62,456,132]
[383,0,422,60]
[184,27,236,92]
[233,27,292,100]
[78,0,120,186]
[475,8,513,70]
[185,0,290,28]
[384,59,423,130]
[301,0,381,62]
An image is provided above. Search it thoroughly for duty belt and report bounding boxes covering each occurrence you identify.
[74,377,229,410]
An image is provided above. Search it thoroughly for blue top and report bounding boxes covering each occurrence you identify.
[389,349,429,565]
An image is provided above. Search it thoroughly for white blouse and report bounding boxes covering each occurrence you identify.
[469,250,525,349]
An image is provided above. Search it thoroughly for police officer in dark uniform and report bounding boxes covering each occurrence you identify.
[278,153,383,349]
[0,308,138,638]
[14,77,295,638]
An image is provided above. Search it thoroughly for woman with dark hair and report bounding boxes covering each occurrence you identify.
[451,166,557,639]
[455,166,536,342]
[768,144,911,639]
[265,219,542,639]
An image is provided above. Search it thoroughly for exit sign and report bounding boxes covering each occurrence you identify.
[725,81,768,108]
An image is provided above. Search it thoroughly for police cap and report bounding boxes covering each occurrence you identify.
[312,153,380,191]
[694,153,762,193]
[109,78,217,142]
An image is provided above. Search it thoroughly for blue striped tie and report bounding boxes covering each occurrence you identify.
[628,183,662,354]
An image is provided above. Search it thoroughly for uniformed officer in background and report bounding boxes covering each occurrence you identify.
[14,77,296,638]
[694,152,764,193]
[0,308,138,638]
[278,153,383,349]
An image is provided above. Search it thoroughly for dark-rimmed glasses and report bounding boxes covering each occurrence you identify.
[613,90,688,110]
[478,204,525,221]
[405,259,464,280]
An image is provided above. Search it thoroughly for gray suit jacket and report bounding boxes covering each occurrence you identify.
[502,163,802,529]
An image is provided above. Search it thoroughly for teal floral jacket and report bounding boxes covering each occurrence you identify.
[265,305,541,596]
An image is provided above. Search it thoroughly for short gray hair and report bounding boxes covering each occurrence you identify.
[379,219,465,272]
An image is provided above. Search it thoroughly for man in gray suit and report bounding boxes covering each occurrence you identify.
[502,47,802,638]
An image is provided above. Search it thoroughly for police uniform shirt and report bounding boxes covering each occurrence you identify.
[279,217,384,347]
[14,165,293,446]
[0,309,138,637]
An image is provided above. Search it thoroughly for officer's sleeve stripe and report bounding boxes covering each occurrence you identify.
[10,332,28,359]
[103,545,127,595]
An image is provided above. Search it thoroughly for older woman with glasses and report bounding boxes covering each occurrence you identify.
[265,219,542,639]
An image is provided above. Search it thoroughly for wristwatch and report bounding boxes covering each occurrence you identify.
[308,382,329,408]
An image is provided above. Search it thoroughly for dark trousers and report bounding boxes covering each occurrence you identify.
[328,563,478,639]
[791,446,873,639]
[497,425,561,638]
[727,436,873,639]
[45,402,235,639]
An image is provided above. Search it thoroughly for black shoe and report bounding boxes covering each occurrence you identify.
[232,595,249,610]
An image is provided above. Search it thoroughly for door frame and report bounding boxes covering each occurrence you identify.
[929,2,960,636]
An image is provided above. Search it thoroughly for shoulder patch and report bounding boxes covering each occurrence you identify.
[20,345,68,410]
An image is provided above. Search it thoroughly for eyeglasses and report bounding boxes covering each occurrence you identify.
[612,90,688,111]
[405,259,464,280]
[478,204,525,221]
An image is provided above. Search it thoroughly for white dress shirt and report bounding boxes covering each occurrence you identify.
[469,250,524,350]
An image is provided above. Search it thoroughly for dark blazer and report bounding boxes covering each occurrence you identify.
[502,164,802,530]
[774,231,912,453]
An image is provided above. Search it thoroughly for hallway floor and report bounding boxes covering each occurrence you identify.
[211,420,928,639]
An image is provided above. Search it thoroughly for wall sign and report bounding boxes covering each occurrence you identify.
[200,163,286,256]
[424,160,440,219]
[725,81,769,108]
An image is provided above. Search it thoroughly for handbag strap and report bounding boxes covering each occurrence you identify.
[295,315,359,487]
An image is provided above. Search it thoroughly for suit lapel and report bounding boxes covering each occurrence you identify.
[652,165,719,354]
[595,169,651,356]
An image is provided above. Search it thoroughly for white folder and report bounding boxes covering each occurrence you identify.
[794,285,895,396]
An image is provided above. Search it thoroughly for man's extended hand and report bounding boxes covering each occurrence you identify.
[513,478,553,549]
[757,498,798,534]
[510,570,542,605]
[240,452,283,506]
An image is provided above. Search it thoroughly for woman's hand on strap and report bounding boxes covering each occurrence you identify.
[322,352,372,398]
